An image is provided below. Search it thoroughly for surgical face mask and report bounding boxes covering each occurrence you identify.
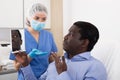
[30,20,45,31]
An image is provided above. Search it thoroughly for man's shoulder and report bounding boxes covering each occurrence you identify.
[91,56,104,64]
[90,56,106,70]
[47,61,56,71]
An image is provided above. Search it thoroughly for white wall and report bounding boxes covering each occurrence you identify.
[0,73,17,80]
[63,0,72,36]
[0,0,23,28]
[0,29,11,44]
[63,0,120,41]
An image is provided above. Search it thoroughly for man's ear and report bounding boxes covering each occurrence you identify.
[20,40,22,45]
[81,39,89,48]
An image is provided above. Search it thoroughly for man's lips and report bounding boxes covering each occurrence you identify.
[63,40,67,47]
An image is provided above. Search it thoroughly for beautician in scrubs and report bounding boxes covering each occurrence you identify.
[9,3,57,80]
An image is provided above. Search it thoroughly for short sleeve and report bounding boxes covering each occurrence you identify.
[9,52,16,60]
[50,33,58,52]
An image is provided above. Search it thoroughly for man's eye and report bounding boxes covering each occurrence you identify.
[13,35,19,38]
[13,36,17,38]
[70,34,73,37]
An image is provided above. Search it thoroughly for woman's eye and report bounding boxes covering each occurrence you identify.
[34,17,39,20]
[42,18,46,21]
[36,17,39,20]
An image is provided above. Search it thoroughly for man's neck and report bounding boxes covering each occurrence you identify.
[67,50,86,59]
[68,54,73,59]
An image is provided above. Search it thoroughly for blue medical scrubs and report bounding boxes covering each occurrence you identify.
[9,29,58,80]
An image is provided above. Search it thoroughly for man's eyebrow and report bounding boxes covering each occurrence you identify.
[69,28,72,32]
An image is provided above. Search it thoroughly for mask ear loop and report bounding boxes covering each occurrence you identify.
[26,18,31,27]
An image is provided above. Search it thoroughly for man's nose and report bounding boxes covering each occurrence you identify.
[12,38,16,42]
[64,35,68,40]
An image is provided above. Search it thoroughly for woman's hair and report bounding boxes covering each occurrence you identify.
[29,3,47,17]
[26,3,48,26]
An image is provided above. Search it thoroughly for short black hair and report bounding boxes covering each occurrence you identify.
[73,21,99,51]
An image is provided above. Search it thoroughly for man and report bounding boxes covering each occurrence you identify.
[10,30,25,71]
[11,30,22,51]
[15,21,107,80]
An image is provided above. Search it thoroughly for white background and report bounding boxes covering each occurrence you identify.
[63,0,120,41]
[0,0,23,28]
[0,0,50,29]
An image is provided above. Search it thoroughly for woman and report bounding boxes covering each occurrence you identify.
[9,3,57,80]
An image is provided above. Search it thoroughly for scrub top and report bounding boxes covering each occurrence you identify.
[9,29,58,80]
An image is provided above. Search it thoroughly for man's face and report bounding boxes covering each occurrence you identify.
[63,25,82,54]
[12,30,22,51]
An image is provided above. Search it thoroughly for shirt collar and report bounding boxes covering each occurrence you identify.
[64,52,91,61]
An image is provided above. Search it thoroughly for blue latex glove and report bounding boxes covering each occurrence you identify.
[28,49,48,58]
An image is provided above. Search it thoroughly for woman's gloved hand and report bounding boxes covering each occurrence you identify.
[28,49,48,58]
